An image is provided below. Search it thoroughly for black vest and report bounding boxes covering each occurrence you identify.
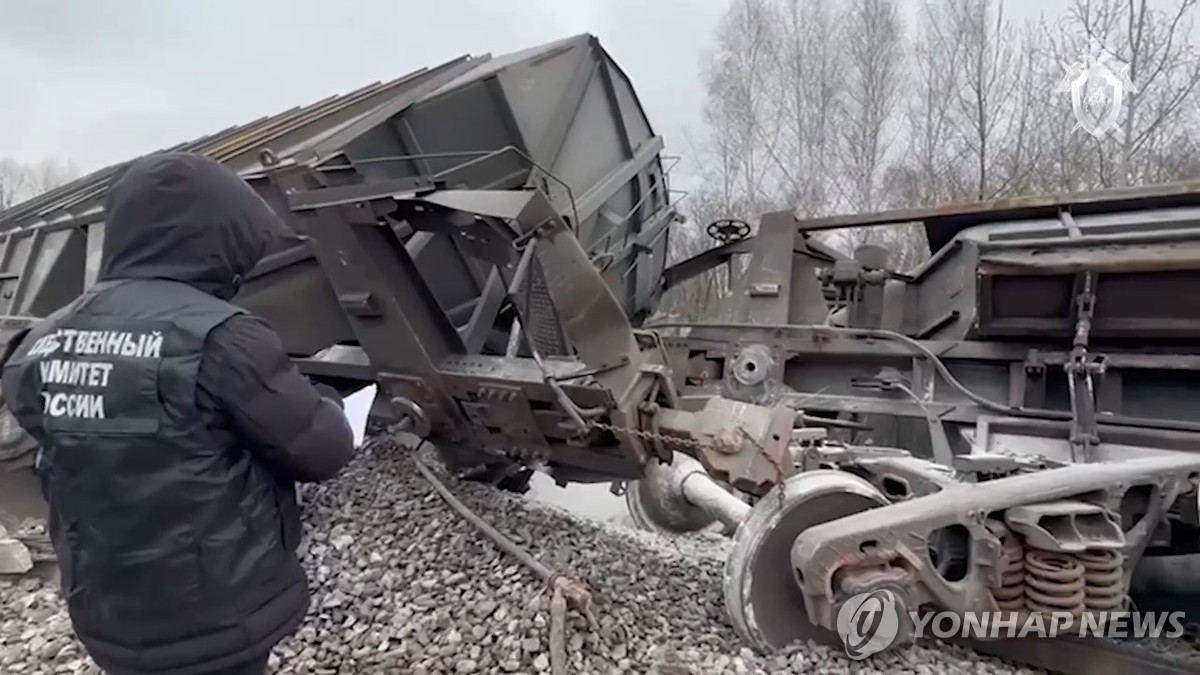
[3,279,307,672]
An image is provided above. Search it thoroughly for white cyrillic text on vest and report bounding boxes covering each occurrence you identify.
[38,360,115,388]
[25,329,163,360]
[41,391,106,419]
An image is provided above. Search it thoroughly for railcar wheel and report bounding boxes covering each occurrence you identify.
[624,457,722,534]
[724,470,888,653]
[625,476,717,534]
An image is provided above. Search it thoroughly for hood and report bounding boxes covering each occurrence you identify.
[98,152,281,300]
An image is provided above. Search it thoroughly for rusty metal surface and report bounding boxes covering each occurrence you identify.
[725,470,890,652]
[979,242,1200,275]
[786,179,1200,252]
[382,187,797,490]
[653,397,795,495]
[788,450,1200,642]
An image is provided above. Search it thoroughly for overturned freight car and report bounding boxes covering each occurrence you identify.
[0,33,678,483]
[1,33,1199,675]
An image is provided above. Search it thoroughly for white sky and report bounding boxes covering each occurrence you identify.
[0,0,725,179]
[0,0,1059,187]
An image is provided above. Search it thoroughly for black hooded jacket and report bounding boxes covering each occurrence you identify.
[0,153,356,674]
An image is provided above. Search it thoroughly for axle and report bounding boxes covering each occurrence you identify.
[635,453,750,532]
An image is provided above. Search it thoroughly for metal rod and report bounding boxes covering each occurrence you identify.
[315,145,584,234]
[508,243,536,295]
[505,319,523,358]
[663,453,751,529]
[680,471,751,530]
[954,633,1196,675]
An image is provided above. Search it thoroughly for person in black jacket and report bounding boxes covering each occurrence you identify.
[0,152,357,675]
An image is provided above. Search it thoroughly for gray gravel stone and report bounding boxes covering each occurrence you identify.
[0,537,33,575]
[1,432,1195,674]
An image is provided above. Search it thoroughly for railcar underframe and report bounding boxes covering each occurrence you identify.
[264,166,1200,673]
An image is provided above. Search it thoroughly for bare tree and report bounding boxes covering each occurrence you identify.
[1047,0,1200,186]
[1021,24,1100,193]
[838,0,906,213]
[947,0,1026,199]
[897,0,1037,202]
[766,0,846,215]
[0,159,31,211]
[26,157,80,198]
[886,1,970,207]
[689,0,1199,282]
[675,0,784,318]
[818,0,931,271]
[696,0,780,210]
[0,157,81,210]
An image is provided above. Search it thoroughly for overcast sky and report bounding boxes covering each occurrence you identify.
[1,0,1059,185]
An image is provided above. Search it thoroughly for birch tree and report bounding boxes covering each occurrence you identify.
[697,0,780,210]
[839,0,906,213]
[768,0,845,215]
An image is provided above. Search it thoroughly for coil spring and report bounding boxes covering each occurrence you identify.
[987,521,1026,611]
[986,520,1128,616]
[1024,549,1088,616]
[1078,549,1127,611]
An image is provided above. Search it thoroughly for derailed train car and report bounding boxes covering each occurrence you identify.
[0,34,678,481]
[1,33,1198,674]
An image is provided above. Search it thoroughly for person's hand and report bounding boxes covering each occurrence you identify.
[310,381,345,410]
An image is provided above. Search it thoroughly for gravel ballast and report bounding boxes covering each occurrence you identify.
[1,434,1196,674]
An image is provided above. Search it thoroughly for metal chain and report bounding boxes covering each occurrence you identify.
[735,425,788,512]
[1066,271,1101,462]
[586,419,710,451]
[763,437,790,512]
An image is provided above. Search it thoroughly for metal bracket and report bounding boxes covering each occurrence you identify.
[1066,272,1104,462]
[459,383,550,460]
[852,368,956,467]
[377,373,455,441]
